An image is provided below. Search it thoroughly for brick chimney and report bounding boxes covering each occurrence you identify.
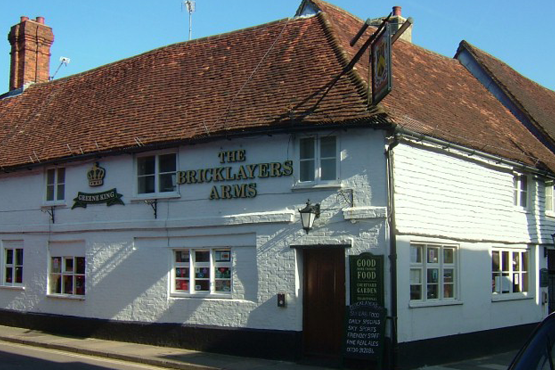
[8,16,54,91]
[369,6,412,43]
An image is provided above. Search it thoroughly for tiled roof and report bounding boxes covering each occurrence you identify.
[1,0,555,174]
[458,40,555,146]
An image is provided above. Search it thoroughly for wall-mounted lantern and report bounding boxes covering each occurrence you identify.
[299,199,320,234]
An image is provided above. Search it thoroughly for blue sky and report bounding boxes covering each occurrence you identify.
[1,1,554,93]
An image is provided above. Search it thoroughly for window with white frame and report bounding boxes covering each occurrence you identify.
[410,243,457,302]
[46,168,65,202]
[137,152,177,195]
[2,246,23,286]
[514,174,528,209]
[49,256,86,296]
[172,248,232,295]
[492,248,529,296]
[299,135,337,183]
[546,181,554,214]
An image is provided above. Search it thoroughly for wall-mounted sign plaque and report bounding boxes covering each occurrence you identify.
[72,188,124,209]
[349,253,384,306]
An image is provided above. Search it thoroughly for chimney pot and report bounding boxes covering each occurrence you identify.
[20,16,29,23]
[392,6,402,16]
[36,16,45,24]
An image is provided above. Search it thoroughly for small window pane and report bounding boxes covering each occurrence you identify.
[444,248,454,264]
[411,246,422,263]
[522,252,529,272]
[216,267,230,279]
[5,267,12,283]
[57,168,65,184]
[427,248,439,263]
[410,285,421,300]
[47,186,55,201]
[444,269,454,283]
[195,267,210,279]
[138,157,155,176]
[501,251,509,272]
[300,160,315,182]
[159,173,176,192]
[47,169,56,185]
[410,269,421,284]
[65,258,74,273]
[492,251,500,271]
[76,257,86,274]
[513,253,520,272]
[56,184,65,201]
[15,267,22,283]
[427,269,439,284]
[320,136,336,158]
[159,154,176,173]
[76,276,85,295]
[51,258,61,273]
[215,280,231,292]
[138,176,155,194]
[195,280,210,291]
[15,249,23,265]
[6,249,13,265]
[215,250,230,262]
[300,138,315,160]
[63,275,73,294]
[444,284,454,298]
[176,251,189,263]
[320,158,336,181]
[427,284,438,299]
[195,251,209,263]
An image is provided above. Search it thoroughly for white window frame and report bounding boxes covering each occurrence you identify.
[545,180,554,216]
[2,246,23,287]
[49,256,86,297]
[513,173,529,210]
[491,247,529,300]
[171,248,232,297]
[410,243,458,304]
[297,134,339,185]
[45,167,66,204]
[136,151,178,197]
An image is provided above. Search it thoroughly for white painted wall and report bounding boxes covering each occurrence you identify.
[0,129,389,332]
[393,141,551,343]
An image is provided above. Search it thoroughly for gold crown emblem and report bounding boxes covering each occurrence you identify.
[87,162,105,187]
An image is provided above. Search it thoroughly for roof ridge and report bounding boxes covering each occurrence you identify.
[458,40,554,135]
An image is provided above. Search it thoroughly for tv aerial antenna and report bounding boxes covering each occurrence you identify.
[50,56,70,80]
[182,0,196,41]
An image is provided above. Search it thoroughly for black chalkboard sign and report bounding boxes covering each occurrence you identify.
[343,301,387,365]
[349,253,384,306]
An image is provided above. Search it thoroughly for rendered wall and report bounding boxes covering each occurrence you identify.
[0,129,389,333]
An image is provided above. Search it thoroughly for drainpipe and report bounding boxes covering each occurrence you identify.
[385,132,400,369]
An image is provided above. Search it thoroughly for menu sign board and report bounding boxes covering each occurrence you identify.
[343,301,387,363]
[349,253,384,306]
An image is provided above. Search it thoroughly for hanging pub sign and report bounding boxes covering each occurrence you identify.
[349,253,384,306]
[371,22,392,105]
[72,189,124,209]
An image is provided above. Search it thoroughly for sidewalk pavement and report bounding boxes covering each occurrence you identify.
[0,324,517,370]
[0,324,332,370]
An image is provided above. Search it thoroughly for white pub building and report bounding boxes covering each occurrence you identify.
[1,1,555,368]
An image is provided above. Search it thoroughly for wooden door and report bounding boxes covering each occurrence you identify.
[303,248,346,359]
